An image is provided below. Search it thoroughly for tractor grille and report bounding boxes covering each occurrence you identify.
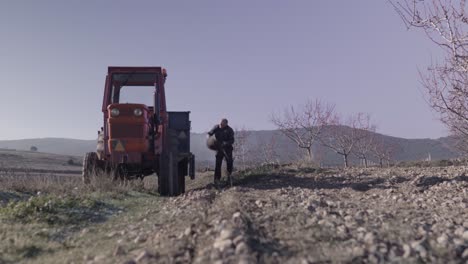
[110,124,144,138]
[116,108,135,116]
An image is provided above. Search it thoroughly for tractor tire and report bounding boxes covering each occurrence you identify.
[158,152,185,196]
[82,152,98,184]
[178,159,187,194]
[158,155,171,196]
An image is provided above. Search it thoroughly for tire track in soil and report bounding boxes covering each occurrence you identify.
[151,184,283,264]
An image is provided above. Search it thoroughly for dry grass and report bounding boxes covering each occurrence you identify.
[0,169,159,200]
[0,162,164,263]
[82,170,158,195]
[0,174,80,196]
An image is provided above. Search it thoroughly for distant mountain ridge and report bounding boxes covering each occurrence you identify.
[0,128,459,166]
[0,138,94,157]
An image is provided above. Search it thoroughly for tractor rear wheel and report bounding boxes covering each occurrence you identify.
[158,154,168,195]
[178,159,187,194]
[158,152,185,196]
[82,152,99,184]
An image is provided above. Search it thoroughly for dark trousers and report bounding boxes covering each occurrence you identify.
[214,147,233,181]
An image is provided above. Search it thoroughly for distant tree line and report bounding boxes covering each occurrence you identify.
[270,99,396,168]
[230,98,399,168]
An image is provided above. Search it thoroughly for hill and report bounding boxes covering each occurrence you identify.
[0,128,459,166]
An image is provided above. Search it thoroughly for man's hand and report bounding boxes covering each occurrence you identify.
[222,141,230,147]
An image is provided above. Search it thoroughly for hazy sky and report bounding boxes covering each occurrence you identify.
[0,1,448,140]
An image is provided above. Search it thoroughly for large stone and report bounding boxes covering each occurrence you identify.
[454,226,466,237]
[134,235,147,244]
[113,245,125,256]
[352,246,365,256]
[219,228,235,240]
[232,212,241,219]
[184,227,192,236]
[255,200,264,208]
[235,242,249,255]
[462,230,468,240]
[233,235,245,245]
[436,233,449,245]
[411,241,427,258]
[135,250,151,262]
[402,244,411,258]
[213,239,233,252]
[237,257,252,264]
[94,255,106,262]
[462,248,468,258]
[364,232,375,244]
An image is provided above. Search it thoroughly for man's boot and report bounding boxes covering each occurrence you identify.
[214,178,221,188]
[227,172,233,187]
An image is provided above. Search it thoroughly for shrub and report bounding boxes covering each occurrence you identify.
[0,195,102,225]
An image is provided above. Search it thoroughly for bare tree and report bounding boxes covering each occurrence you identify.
[450,133,468,155]
[271,99,335,161]
[384,143,399,167]
[312,143,327,168]
[233,126,251,170]
[321,113,373,168]
[372,140,388,168]
[390,0,468,152]
[372,137,399,167]
[352,116,377,168]
[258,135,280,165]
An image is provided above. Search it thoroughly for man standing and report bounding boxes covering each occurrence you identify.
[207,118,235,186]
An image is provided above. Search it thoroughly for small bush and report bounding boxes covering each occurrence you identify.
[0,195,102,225]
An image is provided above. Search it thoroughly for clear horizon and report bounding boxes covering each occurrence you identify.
[0,1,448,140]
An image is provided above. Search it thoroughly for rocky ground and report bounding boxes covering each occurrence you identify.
[1,164,468,263]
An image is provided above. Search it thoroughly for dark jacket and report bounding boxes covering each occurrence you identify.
[208,125,235,147]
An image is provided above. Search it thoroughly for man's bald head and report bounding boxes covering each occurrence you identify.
[220,118,228,128]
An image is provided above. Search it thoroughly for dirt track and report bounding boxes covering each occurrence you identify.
[1,165,468,263]
[91,165,468,264]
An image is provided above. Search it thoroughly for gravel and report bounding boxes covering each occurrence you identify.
[84,166,468,263]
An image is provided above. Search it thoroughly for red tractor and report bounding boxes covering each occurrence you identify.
[82,67,195,196]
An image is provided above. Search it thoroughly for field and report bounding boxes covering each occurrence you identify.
[0,150,468,263]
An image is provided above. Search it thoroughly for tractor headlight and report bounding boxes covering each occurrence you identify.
[134,108,143,117]
[110,108,120,117]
